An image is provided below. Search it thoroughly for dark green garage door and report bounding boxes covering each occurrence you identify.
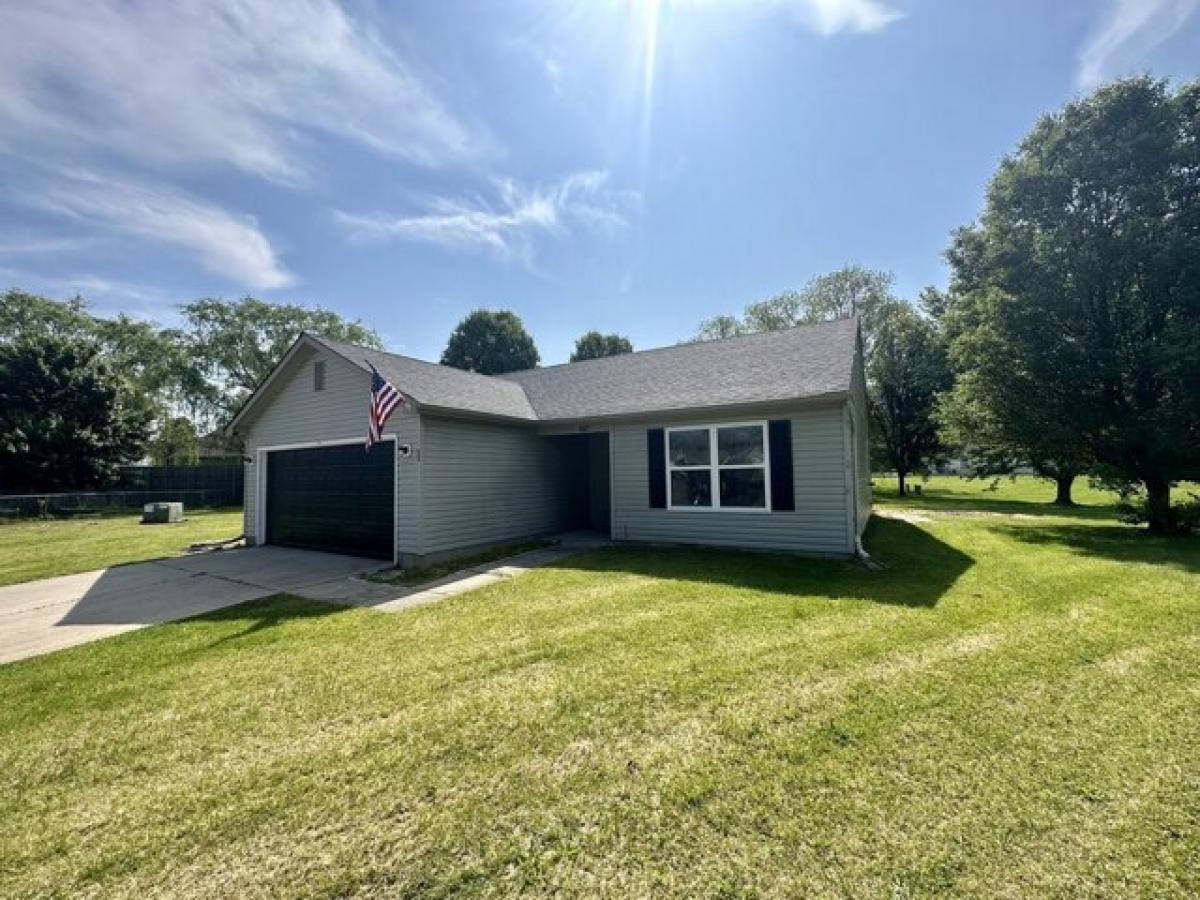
[265,443,394,560]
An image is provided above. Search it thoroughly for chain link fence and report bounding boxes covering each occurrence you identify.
[0,465,243,518]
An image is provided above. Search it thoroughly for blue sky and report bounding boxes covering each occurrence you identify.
[2,0,1198,363]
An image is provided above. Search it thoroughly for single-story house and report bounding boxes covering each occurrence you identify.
[224,317,871,565]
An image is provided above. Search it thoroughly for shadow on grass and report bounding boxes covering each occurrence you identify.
[553,517,973,609]
[993,522,1200,573]
[185,595,349,650]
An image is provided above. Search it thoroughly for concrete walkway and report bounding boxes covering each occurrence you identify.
[0,533,611,665]
[322,531,612,613]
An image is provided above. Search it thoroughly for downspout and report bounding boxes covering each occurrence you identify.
[845,400,874,565]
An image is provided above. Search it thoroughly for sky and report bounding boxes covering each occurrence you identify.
[1,0,1198,364]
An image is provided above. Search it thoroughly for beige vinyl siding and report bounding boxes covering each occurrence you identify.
[418,415,576,556]
[238,346,419,555]
[611,405,852,556]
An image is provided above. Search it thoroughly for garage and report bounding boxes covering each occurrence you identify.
[264,442,394,560]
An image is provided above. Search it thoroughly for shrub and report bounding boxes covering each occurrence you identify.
[1115,489,1200,534]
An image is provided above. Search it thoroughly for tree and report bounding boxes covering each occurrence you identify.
[440,309,539,375]
[570,331,633,362]
[695,266,900,346]
[0,335,153,492]
[868,304,952,496]
[0,289,92,338]
[149,417,199,466]
[942,76,1200,531]
[935,288,1092,505]
[694,314,746,341]
[183,297,382,425]
[0,290,207,431]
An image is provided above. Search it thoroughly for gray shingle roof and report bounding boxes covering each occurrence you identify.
[501,318,858,421]
[312,336,538,421]
[313,318,858,423]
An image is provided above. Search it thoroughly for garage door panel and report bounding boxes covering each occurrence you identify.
[265,443,394,559]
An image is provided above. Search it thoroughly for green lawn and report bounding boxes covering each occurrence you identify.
[875,473,1198,516]
[1,484,1198,897]
[0,508,244,586]
[879,472,1125,508]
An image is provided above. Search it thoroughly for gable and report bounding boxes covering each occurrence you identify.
[229,341,368,438]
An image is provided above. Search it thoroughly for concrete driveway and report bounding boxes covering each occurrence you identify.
[0,547,384,665]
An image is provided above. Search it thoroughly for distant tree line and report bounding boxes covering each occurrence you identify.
[438,310,632,373]
[1,290,632,491]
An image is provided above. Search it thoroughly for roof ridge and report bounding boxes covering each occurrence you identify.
[312,316,856,381]
[307,332,538,419]
[500,316,858,378]
[308,333,527,389]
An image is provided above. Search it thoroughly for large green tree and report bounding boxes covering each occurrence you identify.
[569,331,633,362]
[0,290,206,428]
[935,288,1092,505]
[943,76,1200,531]
[440,309,539,375]
[182,297,382,424]
[868,304,952,496]
[0,335,153,492]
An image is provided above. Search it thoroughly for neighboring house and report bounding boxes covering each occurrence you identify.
[224,318,871,564]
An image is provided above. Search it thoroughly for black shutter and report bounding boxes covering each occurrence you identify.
[769,419,794,511]
[647,428,666,508]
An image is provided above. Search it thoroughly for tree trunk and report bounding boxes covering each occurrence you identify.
[1053,473,1075,506]
[1144,475,1172,534]
[897,470,907,497]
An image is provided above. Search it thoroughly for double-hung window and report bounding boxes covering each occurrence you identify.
[666,422,769,510]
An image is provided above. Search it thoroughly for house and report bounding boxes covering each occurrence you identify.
[224,317,871,565]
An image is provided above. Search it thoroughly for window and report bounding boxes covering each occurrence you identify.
[667,422,769,510]
[313,360,326,392]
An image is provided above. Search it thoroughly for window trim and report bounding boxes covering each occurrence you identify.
[313,359,326,392]
[665,421,772,513]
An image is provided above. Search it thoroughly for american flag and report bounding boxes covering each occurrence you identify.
[366,363,404,450]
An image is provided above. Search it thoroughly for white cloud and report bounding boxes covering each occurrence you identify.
[794,0,903,34]
[335,171,638,264]
[0,236,99,256]
[26,172,293,290]
[678,0,902,34]
[1078,0,1199,87]
[0,0,477,184]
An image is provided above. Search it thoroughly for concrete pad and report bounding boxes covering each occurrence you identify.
[157,546,381,590]
[0,546,386,666]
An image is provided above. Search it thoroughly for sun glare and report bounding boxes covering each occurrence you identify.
[624,0,665,182]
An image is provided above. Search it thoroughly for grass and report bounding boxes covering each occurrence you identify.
[1,480,1198,897]
[368,539,555,586]
[876,473,1199,519]
[0,507,244,586]
[883,473,1126,507]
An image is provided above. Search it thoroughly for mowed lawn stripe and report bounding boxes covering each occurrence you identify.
[1,495,1198,897]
